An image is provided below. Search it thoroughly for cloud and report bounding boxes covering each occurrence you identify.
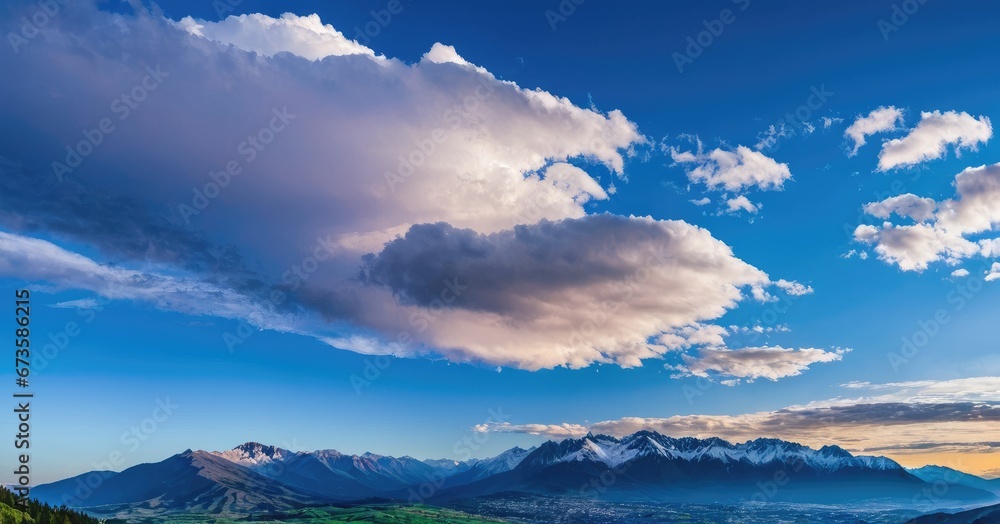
[822,117,843,129]
[0,231,296,332]
[49,298,104,309]
[356,215,793,370]
[474,422,586,437]
[987,262,1000,282]
[690,197,711,206]
[857,163,1000,271]
[775,279,814,296]
[669,142,792,193]
[666,346,847,382]
[0,4,830,372]
[863,194,937,223]
[878,111,992,170]
[845,106,904,156]
[725,195,758,214]
[951,268,970,278]
[174,12,376,60]
[656,323,729,352]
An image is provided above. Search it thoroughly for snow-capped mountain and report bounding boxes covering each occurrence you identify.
[211,442,295,468]
[32,433,998,514]
[437,432,996,504]
[518,431,907,472]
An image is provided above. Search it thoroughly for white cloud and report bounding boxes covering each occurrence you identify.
[690,197,711,206]
[49,298,104,309]
[775,279,814,296]
[725,195,758,214]
[475,422,587,437]
[656,323,729,352]
[859,163,1000,271]
[175,13,376,60]
[667,346,847,382]
[951,268,970,278]
[822,117,843,129]
[670,142,792,193]
[845,106,903,156]
[863,194,937,223]
[987,262,1000,282]
[878,111,992,170]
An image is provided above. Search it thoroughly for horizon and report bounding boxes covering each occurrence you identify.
[3,0,1000,506]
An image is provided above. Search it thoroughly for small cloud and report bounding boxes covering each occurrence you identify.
[726,195,759,214]
[845,106,904,156]
[49,298,104,309]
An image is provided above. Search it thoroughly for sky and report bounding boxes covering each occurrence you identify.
[1,0,1000,484]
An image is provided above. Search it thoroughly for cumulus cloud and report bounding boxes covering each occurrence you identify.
[669,142,792,193]
[857,163,1000,271]
[356,215,794,369]
[987,262,1000,282]
[725,195,758,214]
[863,194,937,223]
[174,13,376,60]
[845,106,904,156]
[951,268,970,278]
[878,111,992,170]
[775,279,814,296]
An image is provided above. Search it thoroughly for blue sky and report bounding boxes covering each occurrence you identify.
[3,0,1000,483]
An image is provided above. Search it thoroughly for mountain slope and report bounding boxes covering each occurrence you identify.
[908,465,1000,495]
[904,501,1000,523]
[33,450,329,513]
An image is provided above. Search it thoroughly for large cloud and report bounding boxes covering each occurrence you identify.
[356,215,776,369]
[0,2,828,373]
[878,110,992,170]
[856,163,1000,271]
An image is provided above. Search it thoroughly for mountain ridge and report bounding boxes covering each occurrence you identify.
[31,432,999,516]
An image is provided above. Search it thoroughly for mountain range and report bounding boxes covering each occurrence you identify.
[32,432,999,517]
